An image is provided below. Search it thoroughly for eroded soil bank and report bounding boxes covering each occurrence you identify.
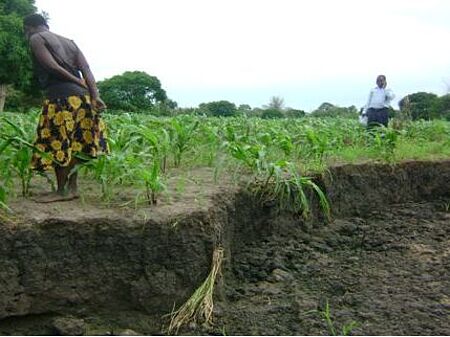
[0,160,449,335]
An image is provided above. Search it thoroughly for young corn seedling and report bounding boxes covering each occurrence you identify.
[304,127,329,162]
[131,124,171,173]
[253,161,330,220]
[0,184,10,211]
[305,299,358,336]
[275,133,294,157]
[227,142,266,172]
[11,146,33,197]
[370,127,399,162]
[169,117,199,167]
[196,123,223,167]
[75,153,124,202]
[138,160,166,205]
[0,118,43,197]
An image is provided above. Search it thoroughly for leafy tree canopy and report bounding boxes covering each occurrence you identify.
[264,96,285,110]
[310,103,358,118]
[314,102,335,112]
[97,71,168,112]
[1,0,36,16]
[0,0,36,111]
[433,94,450,121]
[238,104,251,111]
[398,92,439,120]
[0,16,29,85]
[285,108,306,119]
[0,0,36,86]
[261,108,284,119]
[199,100,237,117]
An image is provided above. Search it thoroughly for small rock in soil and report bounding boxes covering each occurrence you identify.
[267,268,294,283]
[328,280,346,296]
[52,317,86,336]
[114,329,141,336]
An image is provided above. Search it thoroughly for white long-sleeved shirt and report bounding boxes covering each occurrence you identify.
[364,87,395,112]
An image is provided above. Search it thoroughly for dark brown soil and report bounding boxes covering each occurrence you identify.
[0,160,449,335]
[214,200,450,336]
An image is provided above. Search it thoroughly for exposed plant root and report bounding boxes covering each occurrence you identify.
[167,246,224,335]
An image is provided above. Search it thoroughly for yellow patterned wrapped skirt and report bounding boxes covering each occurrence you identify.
[31,95,109,171]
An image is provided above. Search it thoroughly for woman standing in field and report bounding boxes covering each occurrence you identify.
[23,14,109,203]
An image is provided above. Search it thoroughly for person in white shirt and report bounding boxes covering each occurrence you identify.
[363,75,395,128]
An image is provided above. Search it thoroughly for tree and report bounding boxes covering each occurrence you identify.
[0,0,36,112]
[246,107,264,118]
[285,108,305,119]
[259,96,306,119]
[434,94,450,121]
[264,96,285,110]
[198,100,237,117]
[398,92,439,120]
[238,104,251,111]
[310,103,358,118]
[97,71,168,112]
[3,84,41,112]
[151,98,178,116]
[316,102,333,111]
[236,104,251,117]
[261,108,284,119]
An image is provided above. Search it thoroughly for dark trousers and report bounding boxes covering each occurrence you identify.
[367,107,389,128]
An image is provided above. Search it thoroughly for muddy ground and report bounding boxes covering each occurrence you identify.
[0,160,449,335]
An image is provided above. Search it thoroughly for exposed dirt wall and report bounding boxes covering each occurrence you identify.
[0,216,218,320]
[324,160,450,217]
[0,160,449,335]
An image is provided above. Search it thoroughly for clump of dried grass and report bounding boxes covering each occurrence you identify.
[167,246,224,335]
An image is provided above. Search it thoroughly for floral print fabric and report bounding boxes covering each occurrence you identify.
[32,95,109,171]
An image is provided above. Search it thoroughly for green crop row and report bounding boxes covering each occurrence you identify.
[1,112,450,215]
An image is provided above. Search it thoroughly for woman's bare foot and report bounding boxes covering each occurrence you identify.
[33,191,79,203]
[68,190,80,200]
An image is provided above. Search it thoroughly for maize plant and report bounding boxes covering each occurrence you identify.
[0,184,8,210]
[370,127,399,162]
[138,160,166,205]
[169,117,199,167]
[0,118,41,197]
[252,161,330,220]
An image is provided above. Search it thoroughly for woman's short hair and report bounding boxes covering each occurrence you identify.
[23,14,48,28]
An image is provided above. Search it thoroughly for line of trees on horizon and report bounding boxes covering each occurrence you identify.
[5,66,450,122]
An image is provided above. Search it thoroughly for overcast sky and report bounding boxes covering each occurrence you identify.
[35,0,450,111]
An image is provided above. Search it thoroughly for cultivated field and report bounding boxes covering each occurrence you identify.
[1,111,449,210]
